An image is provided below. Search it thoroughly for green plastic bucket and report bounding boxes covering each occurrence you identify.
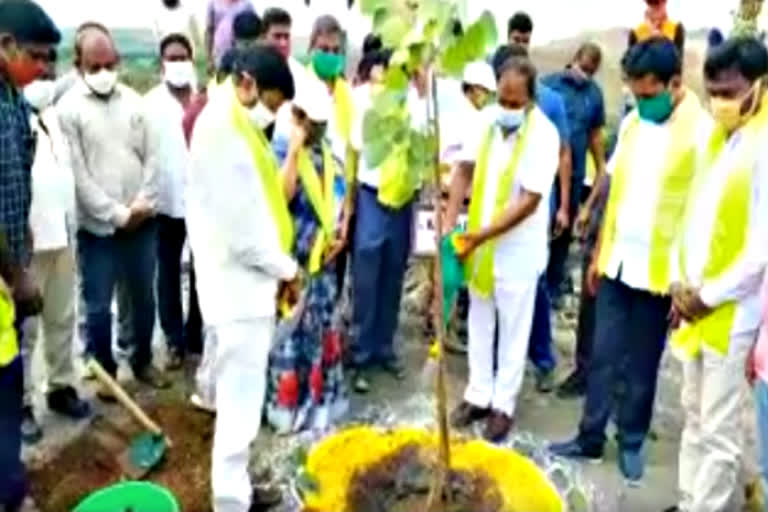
[73,482,179,512]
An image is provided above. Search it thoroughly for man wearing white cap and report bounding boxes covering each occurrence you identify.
[267,75,350,433]
[441,60,496,166]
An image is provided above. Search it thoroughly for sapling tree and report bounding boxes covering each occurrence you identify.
[358,1,498,508]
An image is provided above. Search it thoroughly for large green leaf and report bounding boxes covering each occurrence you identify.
[362,102,409,169]
[378,13,411,48]
[360,0,390,16]
[438,10,498,77]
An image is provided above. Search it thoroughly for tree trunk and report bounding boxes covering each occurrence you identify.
[426,72,452,512]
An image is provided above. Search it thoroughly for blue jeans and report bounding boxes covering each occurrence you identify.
[77,221,157,376]
[527,275,555,373]
[578,277,669,452]
[0,357,25,510]
[755,379,768,504]
[351,186,413,368]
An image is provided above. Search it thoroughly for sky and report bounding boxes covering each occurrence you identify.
[36,0,739,46]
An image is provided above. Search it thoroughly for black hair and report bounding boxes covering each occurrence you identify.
[233,11,262,41]
[507,12,533,36]
[574,42,602,67]
[622,37,681,84]
[498,55,537,98]
[362,33,382,56]
[159,33,192,58]
[234,45,295,99]
[0,0,60,45]
[310,15,343,47]
[704,36,768,82]
[262,7,292,33]
[492,44,528,80]
[217,47,238,82]
[356,48,391,82]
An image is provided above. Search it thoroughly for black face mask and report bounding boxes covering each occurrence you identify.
[163,0,180,8]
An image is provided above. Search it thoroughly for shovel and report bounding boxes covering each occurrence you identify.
[87,359,173,478]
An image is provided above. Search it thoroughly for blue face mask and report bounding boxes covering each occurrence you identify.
[496,106,525,131]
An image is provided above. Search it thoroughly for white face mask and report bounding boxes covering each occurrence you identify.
[496,105,525,131]
[163,60,195,88]
[249,101,276,130]
[84,69,118,96]
[24,79,55,111]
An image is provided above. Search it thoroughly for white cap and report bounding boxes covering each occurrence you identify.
[292,75,332,122]
[462,61,496,93]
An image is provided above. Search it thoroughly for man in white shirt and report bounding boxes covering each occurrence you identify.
[186,46,296,512]
[445,55,559,442]
[440,60,495,166]
[550,39,711,486]
[666,37,768,512]
[144,33,202,370]
[58,28,169,395]
[19,52,90,445]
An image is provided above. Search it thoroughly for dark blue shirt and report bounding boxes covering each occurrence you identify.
[0,79,33,266]
[542,70,605,182]
[536,83,570,145]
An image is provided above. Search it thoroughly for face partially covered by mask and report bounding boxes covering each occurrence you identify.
[710,79,762,133]
[0,40,50,88]
[163,60,195,88]
[84,69,118,96]
[249,101,277,129]
[636,89,673,123]
[496,106,525,131]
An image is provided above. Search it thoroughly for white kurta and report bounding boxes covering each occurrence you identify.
[460,107,559,416]
[186,89,297,512]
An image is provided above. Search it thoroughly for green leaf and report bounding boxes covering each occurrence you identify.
[360,0,390,16]
[438,10,498,77]
[407,42,427,72]
[384,66,409,91]
[372,7,390,31]
[379,14,411,48]
[362,104,409,169]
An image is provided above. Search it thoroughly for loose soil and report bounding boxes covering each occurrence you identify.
[28,402,215,512]
[345,444,503,512]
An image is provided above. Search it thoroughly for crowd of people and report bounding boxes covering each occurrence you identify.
[2,0,768,511]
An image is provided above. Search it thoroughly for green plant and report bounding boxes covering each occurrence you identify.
[358,1,498,509]
[732,0,765,37]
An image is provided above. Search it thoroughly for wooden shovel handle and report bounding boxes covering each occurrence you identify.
[87,359,173,448]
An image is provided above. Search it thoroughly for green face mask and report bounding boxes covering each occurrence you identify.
[636,90,673,123]
[312,50,345,80]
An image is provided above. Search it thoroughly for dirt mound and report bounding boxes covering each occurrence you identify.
[345,444,502,512]
[28,403,215,512]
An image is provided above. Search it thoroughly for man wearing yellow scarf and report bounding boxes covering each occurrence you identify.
[550,38,712,486]
[186,46,297,512]
[667,36,768,512]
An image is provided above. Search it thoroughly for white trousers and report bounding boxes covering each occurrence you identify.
[211,317,273,512]
[678,332,754,512]
[464,279,536,417]
[194,327,218,410]
[22,248,77,404]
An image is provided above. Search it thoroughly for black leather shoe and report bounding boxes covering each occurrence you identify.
[47,386,91,419]
[450,402,490,429]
